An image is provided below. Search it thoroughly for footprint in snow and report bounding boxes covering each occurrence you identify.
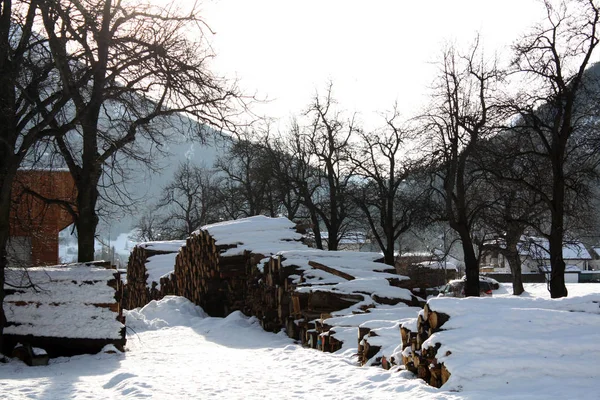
[103,372,137,389]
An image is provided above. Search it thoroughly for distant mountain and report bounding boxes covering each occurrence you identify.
[32,110,228,249]
[97,116,227,239]
[57,113,227,265]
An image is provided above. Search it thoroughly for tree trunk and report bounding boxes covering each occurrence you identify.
[458,228,480,297]
[76,178,100,262]
[549,148,568,298]
[503,227,525,295]
[548,230,568,298]
[309,209,323,250]
[327,225,339,251]
[383,246,395,267]
[384,194,395,266]
[0,18,18,352]
[0,161,18,354]
[0,185,10,354]
[505,246,524,296]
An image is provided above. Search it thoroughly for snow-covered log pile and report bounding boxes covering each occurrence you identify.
[400,294,600,390]
[250,249,422,365]
[171,216,307,317]
[400,301,451,387]
[123,215,425,369]
[3,261,126,357]
[125,240,185,309]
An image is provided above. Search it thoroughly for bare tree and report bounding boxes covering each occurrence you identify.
[476,132,548,295]
[350,107,425,266]
[508,0,600,297]
[0,0,75,350]
[303,84,358,250]
[39,0,240,262]
[155,161,222,239]
[214,130,279,218]
[422,41,503,296]
[272,120,326,248]
[132,210,165,242]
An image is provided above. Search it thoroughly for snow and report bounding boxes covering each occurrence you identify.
[417,260,458,270]
[6,265,118,285]
[423,293,600,394]
[199,215,307,257]
[2,284,600,399]
[144,253,178,289]
[32,347,47,356]
[279,249,412,301]
[3,265,124,339]
[519,237,592,260]
[4,303,124,339]
[138,240,186,253]
[126,240,186,289]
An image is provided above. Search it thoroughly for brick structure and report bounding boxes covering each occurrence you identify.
[9,169,76,266]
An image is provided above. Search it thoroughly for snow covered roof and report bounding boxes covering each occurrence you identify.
[199,216,307,257]
[519,237,592,260]
[417,260,458,270]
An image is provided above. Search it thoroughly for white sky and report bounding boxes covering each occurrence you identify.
[189,1,550,127]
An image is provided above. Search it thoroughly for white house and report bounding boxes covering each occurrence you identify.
[519,237,592,272]
[480,236,594,274]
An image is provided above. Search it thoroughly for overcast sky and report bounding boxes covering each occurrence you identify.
[192,1,562,127]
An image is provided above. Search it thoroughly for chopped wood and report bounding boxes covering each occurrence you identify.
[428,310,450,331]
[400,301,452,389]
[307,260,355,281]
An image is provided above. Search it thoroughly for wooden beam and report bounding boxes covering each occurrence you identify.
[308,261,355,281]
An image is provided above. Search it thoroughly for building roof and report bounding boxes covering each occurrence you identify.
[519,237,592,260]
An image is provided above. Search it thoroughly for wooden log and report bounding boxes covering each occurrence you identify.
[308,291,363,311]
[417,364,430,381]
[400,326,412,349]
[358,326,370,344]
[308,261,355,281]
[428,310,450,331]
[441,364,451,385]
[429,364,442,388]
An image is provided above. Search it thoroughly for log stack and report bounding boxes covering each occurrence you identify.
[3,261,126,357]
[244,254,367,338]
[400,302,451,388]
[125,241,184,309]
[123,216,421,370]
[245,249,420,365]
[171,230,258,317]
[358,327,382,366]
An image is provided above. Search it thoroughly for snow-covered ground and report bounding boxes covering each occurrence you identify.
[1,284,599,399]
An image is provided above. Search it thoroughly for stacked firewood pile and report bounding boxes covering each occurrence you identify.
[246,255,367,336]
[125,241,184,309]
[3,261,126,358]
[400,302,451,388]
[245,250,421,367]
[124,216,422,370]
[358,327,383,366]
[171,230,261,317]
[124,217,307,315]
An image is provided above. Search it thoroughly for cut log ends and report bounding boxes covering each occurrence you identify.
[428,310,450,331]
[401,303,451,388]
